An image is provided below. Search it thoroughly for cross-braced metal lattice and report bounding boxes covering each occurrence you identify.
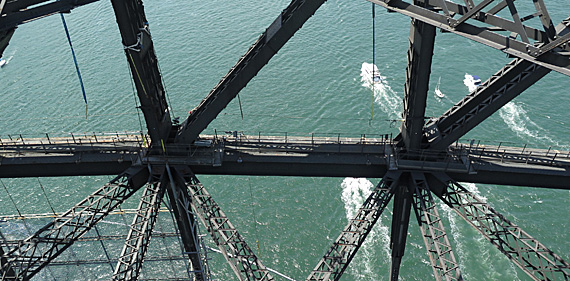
[0,0,570,279]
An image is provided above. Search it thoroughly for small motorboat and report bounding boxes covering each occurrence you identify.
[0,58,6,68]
[435,77,444,98]
[464,73,481,92]
[361,62,383,84]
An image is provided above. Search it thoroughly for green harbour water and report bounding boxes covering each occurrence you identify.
[0,0,569,280]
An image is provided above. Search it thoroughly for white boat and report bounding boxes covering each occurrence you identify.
[435,77,444,98]
[463,73,481,92]
[0,58,6,68]
[361,62,383,84]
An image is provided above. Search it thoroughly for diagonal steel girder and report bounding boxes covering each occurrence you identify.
[410,172,462,281]
[0,0,99,32]
[306,172,400,281]
[111,0,171,144]
[425,58,550,150]
[367,0,570,77]
[399,2,436,151]
[0,165,150,280]
[175,0,327,144]
[165,165,207,281]
[430,173,570,281]
[178,167,273,281]
[112,167,166,281]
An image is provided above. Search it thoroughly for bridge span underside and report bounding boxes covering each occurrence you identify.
[1,134,569,190]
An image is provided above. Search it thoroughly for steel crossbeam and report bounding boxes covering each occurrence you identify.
[182,170,273,281]
[432,174,570,281]
[0,165,150,280]
[425,58,550,150]
[112,168,166,281]
[175,0,327,144]
[111,0,171,144]
[306,172,399,281]
[410,173,462,281]
[368,0,570,76]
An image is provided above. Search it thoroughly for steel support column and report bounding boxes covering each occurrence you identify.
[110,0,171,144]
[399,8,436,151]
[306,172,399,281]
[389,174,414,281]
[165,165,206,281]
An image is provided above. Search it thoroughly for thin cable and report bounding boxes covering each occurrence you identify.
[248,180,260,257]
[93,225,114,272]
[237,94,244,120]
[156,59,176,120]
[60,13,88,118]
[37,178,56,215]
[370,2,376,122]
[1,179,58,281]
[1,179,22,218]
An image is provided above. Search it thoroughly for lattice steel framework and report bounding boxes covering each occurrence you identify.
[0,0,570,280]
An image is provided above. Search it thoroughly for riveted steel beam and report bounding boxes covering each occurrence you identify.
[306,172,399,281]
[432,173,570,281]
[112,168,166,281]
[0,165,149,280]
[425,58,550,150]
[111,0,171,145]
[175,0,327,144]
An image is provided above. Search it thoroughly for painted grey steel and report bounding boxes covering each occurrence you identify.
[175,0,328,144]
[411,172,462,281]
[0,0,570,279]
[110,0,171,143]
[0,166,149,280]
[181,168,274,281]
[306,172,399,281]
[432,173,570,280]
[113,168,166,281]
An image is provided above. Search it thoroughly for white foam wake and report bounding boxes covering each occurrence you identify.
[463,73,478,92]
[499,102,565,148]
[360,62,400,119]
[341,178,390,280]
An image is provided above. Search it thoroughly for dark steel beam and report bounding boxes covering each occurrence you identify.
[368,0,570,76]
[389,174,414,281]
[399,10,436,150]
[0,165,149,280]
[431,173,570,281]
[306,172,399,281]
[175,0,327,144]
[0,245,16,280]
[110,0,171,144]
[165,165,206,281]
[0,0,99,31]
[410,172,462,281]
[179,167,273,280]
[112,167,166,281]
[425,58,550,150]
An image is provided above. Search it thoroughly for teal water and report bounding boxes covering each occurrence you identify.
[0,0,569,280]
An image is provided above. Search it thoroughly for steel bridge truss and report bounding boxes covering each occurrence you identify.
[1,0,570,279]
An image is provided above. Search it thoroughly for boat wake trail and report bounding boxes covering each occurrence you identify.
[360,62,400,119]
[499,102,566,148]
[440,183,520,280]
[341,178,390,280]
